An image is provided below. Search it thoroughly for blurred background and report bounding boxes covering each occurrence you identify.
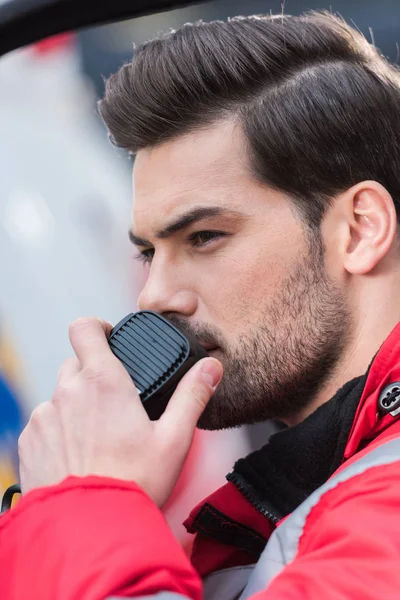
[0,0,399,543]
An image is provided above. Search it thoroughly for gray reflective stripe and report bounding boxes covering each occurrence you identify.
[203,564,256,600]
[106,568,256,600]
[239,436,400,600]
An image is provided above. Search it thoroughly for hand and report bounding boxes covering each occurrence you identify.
[18,317,223,507]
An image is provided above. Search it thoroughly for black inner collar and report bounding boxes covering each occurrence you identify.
[228,370,369,518]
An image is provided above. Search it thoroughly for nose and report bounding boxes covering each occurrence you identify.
[137,261,197,317]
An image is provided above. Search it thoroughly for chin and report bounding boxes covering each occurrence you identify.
[196,392,242,431]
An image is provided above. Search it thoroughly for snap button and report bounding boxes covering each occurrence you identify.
[378,382,400,416]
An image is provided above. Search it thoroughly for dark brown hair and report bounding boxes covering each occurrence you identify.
[99,11,400,229]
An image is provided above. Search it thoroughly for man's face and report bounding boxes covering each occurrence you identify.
[131,121,351,429]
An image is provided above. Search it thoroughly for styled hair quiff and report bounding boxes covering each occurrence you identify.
[99,12,400,229]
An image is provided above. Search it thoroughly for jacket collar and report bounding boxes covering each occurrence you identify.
[345,321,400,458]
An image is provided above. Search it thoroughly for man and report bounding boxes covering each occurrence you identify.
[2,10,400,599]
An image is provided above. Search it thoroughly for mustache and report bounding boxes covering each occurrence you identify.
[164,314,225,350]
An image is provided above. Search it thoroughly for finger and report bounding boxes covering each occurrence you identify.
[57,356,80,384]
[160,358,223,434]
[68,317,114,368]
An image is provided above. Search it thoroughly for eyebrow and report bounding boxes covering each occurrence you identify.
[128,206,243,247]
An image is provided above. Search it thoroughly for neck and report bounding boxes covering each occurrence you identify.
[285,282,400,427]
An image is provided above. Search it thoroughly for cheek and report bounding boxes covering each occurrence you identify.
[199,245,288,326]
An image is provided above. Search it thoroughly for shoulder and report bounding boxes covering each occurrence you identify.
[299,430,400,554]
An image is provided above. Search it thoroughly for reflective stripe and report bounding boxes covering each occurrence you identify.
[239,437,400,600]
[107,568,256,600]
[203,564,256,600]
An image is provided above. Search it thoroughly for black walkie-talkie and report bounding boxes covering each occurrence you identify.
[1,311,207,512]
[108,311,208,420]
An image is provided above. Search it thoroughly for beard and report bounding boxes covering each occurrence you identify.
[166,239,352,430]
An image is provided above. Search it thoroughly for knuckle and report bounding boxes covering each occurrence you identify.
[29,401,50,425]
[57,356,78,379]
[82,365,103,383]
[18,428,32,460]
[56,364,67,383]
[30,402,53,431]
[17,429,27,453]
[81,365,116,393]
[52,384,69,405]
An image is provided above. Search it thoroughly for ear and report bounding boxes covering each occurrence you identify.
[342,181,398,275]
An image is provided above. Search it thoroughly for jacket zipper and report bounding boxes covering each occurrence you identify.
[226,471,282,525]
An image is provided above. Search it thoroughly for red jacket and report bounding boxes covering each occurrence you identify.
[2,323,400,600]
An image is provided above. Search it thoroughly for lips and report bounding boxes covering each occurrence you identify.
[201,345,220,355]
[199,342,218,351]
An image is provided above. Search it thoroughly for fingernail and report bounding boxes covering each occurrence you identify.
[200,360,222,390]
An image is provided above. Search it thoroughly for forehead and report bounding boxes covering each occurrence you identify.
[131,121,252,231]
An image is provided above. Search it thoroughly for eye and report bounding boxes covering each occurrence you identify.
[135,248,154,265]
[189,231,225,247]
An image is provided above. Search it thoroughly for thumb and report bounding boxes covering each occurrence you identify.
[160,358,223,432]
